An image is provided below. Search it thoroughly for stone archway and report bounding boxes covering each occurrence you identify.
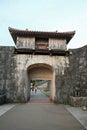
[27,63,55,101]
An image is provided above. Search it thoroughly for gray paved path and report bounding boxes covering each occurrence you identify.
[0,90,86,130]
[66,105,87,129]
[30,89,52,103]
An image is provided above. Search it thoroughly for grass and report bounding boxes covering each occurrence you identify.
[41,89,50,97]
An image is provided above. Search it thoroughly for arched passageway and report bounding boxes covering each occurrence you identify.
[27,64,55,101]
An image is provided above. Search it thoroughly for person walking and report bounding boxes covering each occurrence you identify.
[35,87,37,94]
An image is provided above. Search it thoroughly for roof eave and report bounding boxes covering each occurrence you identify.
[8,27,75,44]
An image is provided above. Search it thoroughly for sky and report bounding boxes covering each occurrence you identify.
[0,0,87,49]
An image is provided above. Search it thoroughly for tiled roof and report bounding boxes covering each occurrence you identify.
[8,27,75,44]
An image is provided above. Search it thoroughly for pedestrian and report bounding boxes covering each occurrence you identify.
[35,87,37,94]
[32,85,34,92]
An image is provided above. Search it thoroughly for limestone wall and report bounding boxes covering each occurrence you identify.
[13,54,69,102]
[56,45,87,104]
[69,45,87,97]
[0,45,87,104]
[0,46,15,102]
[0,46,69,102]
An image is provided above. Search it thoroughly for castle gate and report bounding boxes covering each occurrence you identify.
[8,27,75,103]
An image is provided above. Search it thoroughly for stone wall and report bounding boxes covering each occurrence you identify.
[0,46,15,102]
[0,45,87,105]
[69,45,87,97]
[0,46,69,103]
[56,45,87,105]
[68,45,87,106]
[13,54,69,102]
[69,96,87,107]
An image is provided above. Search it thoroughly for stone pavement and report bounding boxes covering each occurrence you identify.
[0,89,86,130]
[0,104,15,116]
[66,105,87,130]
[30,89,52,103]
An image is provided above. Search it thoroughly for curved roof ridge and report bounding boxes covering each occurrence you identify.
[8,27,75,44]
[8,27,75,34]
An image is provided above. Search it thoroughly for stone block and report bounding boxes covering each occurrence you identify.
[69,96,87,107]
